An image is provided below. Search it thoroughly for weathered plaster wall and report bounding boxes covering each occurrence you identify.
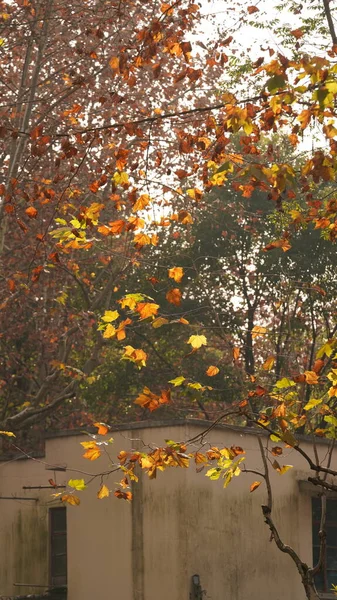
[0,422,332,600]
[0,459,49,596]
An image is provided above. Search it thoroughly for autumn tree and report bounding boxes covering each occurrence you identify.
[3,0,337,598]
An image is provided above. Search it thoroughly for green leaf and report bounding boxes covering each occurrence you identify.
[165,439,181,451]
[68,478,86,491]
[324,416,337,427]
[215,161,230,175]
[267,75,286,93]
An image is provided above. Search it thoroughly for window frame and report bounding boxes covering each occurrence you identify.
[299,481,337,600]
[49,506,67,588]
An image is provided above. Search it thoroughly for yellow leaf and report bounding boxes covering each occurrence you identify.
[68,479,86,491]
[136,302,159,320]
[252,325,267,338]
[113,171,129,185]
[206,365,219,377]
[168,267,184,283]
[169,376,186,386]
[61,494,80,506]
[152,317,169,328]
[103,324,116,339]
[303,398,323,411]
[188,335,207,349]
[0,431,15,437]
[101,310,119,323]
[250,481,261,492]
[97,484,110,499]
[278,465,293,475]
[263,356,275,370]
[316,340,336,359]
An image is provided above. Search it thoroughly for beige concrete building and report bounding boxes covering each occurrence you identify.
[0,420,336,600]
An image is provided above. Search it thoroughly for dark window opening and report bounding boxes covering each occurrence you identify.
[312,496,337,593]
[50,507,67,587]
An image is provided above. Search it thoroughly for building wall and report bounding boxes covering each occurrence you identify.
[0,422,331,600]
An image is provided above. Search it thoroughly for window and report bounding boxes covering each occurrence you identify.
[50,507,67,587]
[312,497,337,594]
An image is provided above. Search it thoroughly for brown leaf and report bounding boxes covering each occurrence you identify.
[166,288,182,306]
[248,6,259,14]
[271,446,283,456]
[114,489,132,500]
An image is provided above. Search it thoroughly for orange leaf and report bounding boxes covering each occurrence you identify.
[122,345,147,368]
[166,288,182,306]
[25,206,38,219]
[168,267,184,283]
[136,302,159,320]
[108,220,125,234]
[206,365,219,377]
[61,494,80,506]
[250,481,261,492]
[94,422,109,435]
[109,56,120,70]
[263,356,275,371]
[233,347,240,360]
[134,387,170,411]
[263,239,291,252]
[179,317,189,324]
[252,325,267,338]
[81,441,102,461]
[133,194,151,212]
[304,370,319,385]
